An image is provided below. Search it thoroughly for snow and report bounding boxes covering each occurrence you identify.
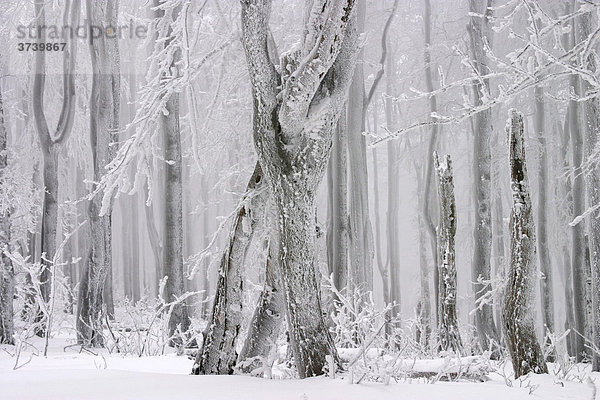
[0,337,595,400]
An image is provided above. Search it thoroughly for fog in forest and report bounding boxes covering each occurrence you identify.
[0,1,599,399]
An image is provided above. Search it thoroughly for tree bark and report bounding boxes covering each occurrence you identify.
[434,152,462,354]
[503,110,548,379]
[193,163,268,375]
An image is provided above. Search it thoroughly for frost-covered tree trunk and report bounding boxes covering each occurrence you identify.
[577,11,600,371]
[327,114,349,291]
[240,0,358,378]
[0,74,13,345]
[77,0,119,347]
[503,110,548,379]
[467,0,499,354]
[193,163,268,375]
[32,0,79,336]
[238,202,284,374]
[347,0,373,293]
[533,84,554,338]
[434,152,462,354]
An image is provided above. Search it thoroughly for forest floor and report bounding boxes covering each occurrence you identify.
[0,334,596,400]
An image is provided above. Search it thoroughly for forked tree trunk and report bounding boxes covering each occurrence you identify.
[77,0,120,347]
[32,0,79,336]
[434,152,462,354]
[193,163,268,375]
[240,0,358,378]
[0,73,13,345]
[503,110,548,379]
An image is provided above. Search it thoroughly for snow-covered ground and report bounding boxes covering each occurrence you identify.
[0,337,596,400]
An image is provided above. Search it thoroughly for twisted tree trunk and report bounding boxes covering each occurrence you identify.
[237,202,284,374]
[503,110,547,379]
[193,163,268,375]
[240,0,359,377]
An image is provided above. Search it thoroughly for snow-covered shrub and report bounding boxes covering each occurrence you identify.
[103,278,203,356]
[326,281,492,384]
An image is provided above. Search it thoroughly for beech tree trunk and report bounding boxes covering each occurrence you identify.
[347,0,373,293]
[422,0,440,319]
[533,84,554,339]
[563,10,589,362]
[387,121,401,324]
[152,0,190,340]
[327,113,349,292]
[238,202,284,374]
[32,0,79,336]
[193,163,268,375]
[578,11,600,372]
[503,110,548,379]
[0,73,13,345]
[434,152,462,354]
[467,0,500,354]
[76,0,119,347]
[240,0,358,378]
[162,90,189,340]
